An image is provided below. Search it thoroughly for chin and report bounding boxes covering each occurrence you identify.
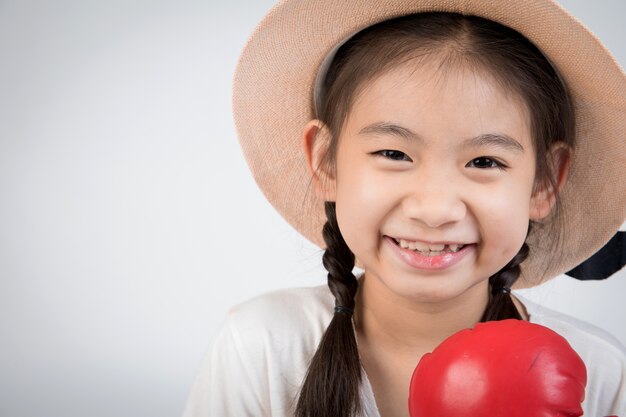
[389,273,489,304]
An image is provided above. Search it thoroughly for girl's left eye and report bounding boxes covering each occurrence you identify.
[466,157,507,170]
[373,150,412,162]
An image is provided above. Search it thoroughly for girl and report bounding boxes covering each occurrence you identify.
[185,0,626,416]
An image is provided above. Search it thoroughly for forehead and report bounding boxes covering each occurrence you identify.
[345,57,532,147]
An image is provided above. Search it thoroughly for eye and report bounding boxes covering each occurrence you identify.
[466,157,507,170]
[373,150,413,162]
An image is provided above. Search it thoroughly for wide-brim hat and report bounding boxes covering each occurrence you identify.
[232,0,626,288]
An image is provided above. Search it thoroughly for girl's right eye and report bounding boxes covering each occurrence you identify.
[372,150,413,162]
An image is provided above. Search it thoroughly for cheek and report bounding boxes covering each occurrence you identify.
[334,157,392,253]
[478,184,533,258]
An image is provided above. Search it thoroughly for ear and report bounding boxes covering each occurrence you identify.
[530,143,572,220]
[302,120,336,201]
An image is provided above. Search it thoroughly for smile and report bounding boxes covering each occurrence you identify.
[392,238,465,256]
[385,236,474,270]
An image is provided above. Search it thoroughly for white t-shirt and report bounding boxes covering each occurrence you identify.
[182,285,626,417]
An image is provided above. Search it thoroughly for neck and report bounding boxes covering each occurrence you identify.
[354,272,489,356]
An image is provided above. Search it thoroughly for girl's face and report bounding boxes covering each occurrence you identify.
[318,59,552,305]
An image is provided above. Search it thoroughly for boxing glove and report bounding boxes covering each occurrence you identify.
[408,319,587,417]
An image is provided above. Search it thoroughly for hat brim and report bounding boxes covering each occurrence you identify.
[233,0,626,288]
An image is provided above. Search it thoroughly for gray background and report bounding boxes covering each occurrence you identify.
[0,1,624,416]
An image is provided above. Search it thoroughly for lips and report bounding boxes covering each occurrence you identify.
[386,236,474,270]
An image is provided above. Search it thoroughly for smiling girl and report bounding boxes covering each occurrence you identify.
[184,1,626,416]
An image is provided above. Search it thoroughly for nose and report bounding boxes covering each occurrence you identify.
[401,174,466,228]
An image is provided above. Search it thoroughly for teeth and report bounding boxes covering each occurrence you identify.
[396,238,464,254]
[414,241,430,252]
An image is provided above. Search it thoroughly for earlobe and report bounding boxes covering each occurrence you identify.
[530,143,572,220]
[302,120,336,201]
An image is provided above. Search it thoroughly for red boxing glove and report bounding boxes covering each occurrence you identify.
[409,319,587,417]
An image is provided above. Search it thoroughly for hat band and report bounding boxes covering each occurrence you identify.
[313,34,353,117]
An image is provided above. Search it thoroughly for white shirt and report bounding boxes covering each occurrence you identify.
[182,285,626,417]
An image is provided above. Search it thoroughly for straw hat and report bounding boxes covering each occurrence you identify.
[232,0,626,288]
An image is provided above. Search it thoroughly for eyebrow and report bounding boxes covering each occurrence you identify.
[359,122,418,141]
[463,133,525,153]
[358,122,525,153]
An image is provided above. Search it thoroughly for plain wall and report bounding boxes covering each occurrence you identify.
[0,1,624,416]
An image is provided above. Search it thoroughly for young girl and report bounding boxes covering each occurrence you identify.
[185,0,626,416]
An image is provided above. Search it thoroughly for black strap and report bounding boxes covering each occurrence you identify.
[565,231,626,280]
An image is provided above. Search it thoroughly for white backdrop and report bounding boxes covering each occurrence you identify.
[0,1,624,416]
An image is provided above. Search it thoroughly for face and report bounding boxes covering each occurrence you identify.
[313,59,551,306]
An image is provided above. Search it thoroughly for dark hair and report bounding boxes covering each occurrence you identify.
[296,12,575,417]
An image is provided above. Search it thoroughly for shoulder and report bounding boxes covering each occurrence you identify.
[184,285,335,417]
[229,284,334,320]
[225,284,334,340]
[516,294,626,415]
[217,285,335,370]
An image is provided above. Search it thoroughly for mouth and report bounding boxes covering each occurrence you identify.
[390,237,468,256]
[385,236,475,270]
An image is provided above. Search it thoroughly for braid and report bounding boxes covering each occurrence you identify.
[322,203,358,310]
[295,202,361,417]
[481,236,530,322]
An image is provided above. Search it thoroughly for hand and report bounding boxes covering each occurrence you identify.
[408,319,587,417]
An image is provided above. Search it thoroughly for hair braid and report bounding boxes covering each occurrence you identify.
[295,202,361,417]
[322,203,358,310]
[481,236,530,321]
